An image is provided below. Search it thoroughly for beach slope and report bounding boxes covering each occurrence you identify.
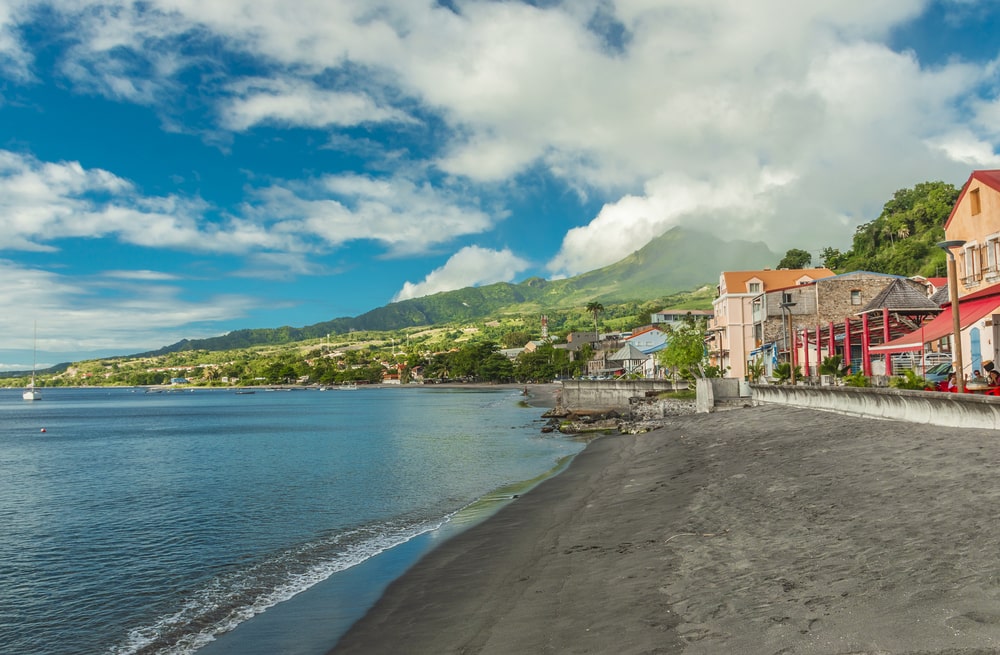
[331,404,1000,654]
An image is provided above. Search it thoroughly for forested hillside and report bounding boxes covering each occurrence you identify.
[819,181,960,277]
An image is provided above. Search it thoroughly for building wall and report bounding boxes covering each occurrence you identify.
[815,276,897,324]
[749,274,906,374]
[943,173,1000,374]
[947,179,1000,297]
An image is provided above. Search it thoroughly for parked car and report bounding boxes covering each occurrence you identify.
[923,362,953,384]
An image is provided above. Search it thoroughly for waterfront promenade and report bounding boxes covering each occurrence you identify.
[331,403,1000,654]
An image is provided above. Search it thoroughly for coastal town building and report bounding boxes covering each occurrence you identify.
[708,267,835,380]
[608,342,652,378]
[753,272,939,377]
[625,326,668,354]
[872,170,1000,376]
[781,275,942,377]
[650,308,714,326]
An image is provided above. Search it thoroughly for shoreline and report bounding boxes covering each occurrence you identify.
[190,382,570,655]
[330,404,1000,654]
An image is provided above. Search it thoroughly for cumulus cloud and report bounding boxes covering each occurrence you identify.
[394,246,530,301]
[0,1,32,83]
[247,173,498,255]
[547,169,799,276]
[0,149,278,254]
[0,0,999,324]
[101,269,182,281]
[0,151,496,262]
[221,77,414,131]
[0,259,259,357]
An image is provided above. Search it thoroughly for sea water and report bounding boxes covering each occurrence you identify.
[0,386,581,655]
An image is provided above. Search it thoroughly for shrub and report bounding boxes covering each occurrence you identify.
[819,355,848,377]
[773,362,802,384]
[843,371,870,387]
[747,358,766,382]
[890,369,929,390]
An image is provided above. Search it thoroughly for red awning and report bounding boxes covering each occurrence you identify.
[870,295,1000,353]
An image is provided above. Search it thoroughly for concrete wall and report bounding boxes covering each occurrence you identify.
[560,380,685,410]
[752,384,1000,430]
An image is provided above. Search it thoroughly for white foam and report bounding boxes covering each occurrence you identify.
[108,518,450,655]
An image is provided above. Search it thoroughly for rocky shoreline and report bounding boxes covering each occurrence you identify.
[539,390,698,435]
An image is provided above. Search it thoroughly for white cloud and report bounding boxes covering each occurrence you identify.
[0,149,501,281]
[0,259,259,357]
[221,77,414,131]
[0,1,32,83]
[101,269,182,281]
[927,130,1000,168]
[394,246,530,301]
[547,169,798,276]
[4,0,1000,285]
[248,172,498,255]
[0,149,280,254]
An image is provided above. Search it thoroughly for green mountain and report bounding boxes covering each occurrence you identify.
[141,227,776,355]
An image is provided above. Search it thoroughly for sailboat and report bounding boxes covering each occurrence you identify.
[22,323,41,401]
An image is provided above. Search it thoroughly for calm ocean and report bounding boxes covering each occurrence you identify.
[0,385,582,655]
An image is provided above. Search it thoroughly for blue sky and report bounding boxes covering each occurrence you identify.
[1,0,1000,368]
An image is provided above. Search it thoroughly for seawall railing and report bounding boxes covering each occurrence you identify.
[752,384,1000,430]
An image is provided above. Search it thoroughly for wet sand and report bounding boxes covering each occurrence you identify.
[329,404,1000,654]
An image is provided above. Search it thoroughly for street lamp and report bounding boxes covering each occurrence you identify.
[937,239,967,393]
[780,301,797,384]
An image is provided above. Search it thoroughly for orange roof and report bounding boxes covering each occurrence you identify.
[721,268,835,294]
[945,170,1000,229]
[656,308,713,315]
[628,325,665,339]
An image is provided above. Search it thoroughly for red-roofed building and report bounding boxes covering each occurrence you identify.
[870,171,1000,378]
[943,170,1000,298]
[709,267,836,379]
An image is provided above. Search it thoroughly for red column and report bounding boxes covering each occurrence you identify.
[883,307,892,376]
[803,327,811,376]
[844,317,852,373]
[791,327,798,372]
[828,322,836,358]
[862,313,872,376]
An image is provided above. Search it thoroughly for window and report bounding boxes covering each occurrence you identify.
[748,282,762,293]
[850,290,862,305]
[971,188,982,215]
[781,292,793,304]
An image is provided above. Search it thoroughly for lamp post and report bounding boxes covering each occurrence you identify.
[780,301,797,384]
[938,239,967,393]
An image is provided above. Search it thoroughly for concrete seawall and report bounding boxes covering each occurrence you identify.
[560,380,685,410]
[752,384,1000,430]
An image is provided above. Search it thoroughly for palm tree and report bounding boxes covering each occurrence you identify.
[585,302,604,337]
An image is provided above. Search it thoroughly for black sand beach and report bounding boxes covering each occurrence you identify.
[330,403,1000,654]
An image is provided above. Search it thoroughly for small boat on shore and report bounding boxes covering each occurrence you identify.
[340,383,358,390]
